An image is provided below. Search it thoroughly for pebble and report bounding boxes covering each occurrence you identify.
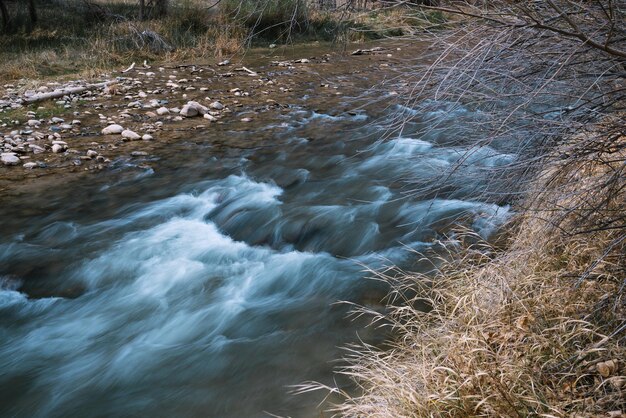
[102,124,124,135]
[27,119,40,127]
[210,101,224,110]
[51,144,65,153]
[86,150,98,158]
[121,129,141,141]
[142,134,153,141]
[51,117,65,123]
[23,162,38,169]
[156,107,170,115]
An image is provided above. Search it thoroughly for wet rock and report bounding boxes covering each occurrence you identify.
[102,124,124,135]
[1,152,20,165]
[121,129,141,141]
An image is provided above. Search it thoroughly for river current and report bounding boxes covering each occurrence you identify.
[0,68,514,416]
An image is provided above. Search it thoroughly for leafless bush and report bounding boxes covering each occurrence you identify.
[302,1,625,416]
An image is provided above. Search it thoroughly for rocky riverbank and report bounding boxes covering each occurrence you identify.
[0,42,405,194]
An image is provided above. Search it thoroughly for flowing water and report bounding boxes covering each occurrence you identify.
[0,49,515,417]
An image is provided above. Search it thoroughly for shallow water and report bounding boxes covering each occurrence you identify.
[0,52,515,417]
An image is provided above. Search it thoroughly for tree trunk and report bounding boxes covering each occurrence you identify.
[154,0,168,17]
[28,0,37,24]
[0,0,9,31]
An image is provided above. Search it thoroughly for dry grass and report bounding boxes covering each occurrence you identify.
[313,123,625,417]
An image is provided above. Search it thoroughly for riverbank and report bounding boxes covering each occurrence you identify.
[0,40,411,194]
[0,0,444,82]
[334,123,626,416]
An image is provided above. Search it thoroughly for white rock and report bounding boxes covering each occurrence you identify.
[142,134,153,141]
[102,124,124,135]
[1,152,20,165]
[203,114,216,122]
[72,120,81,125]
[86,149,98,158]
[23,162,37,169]
[121,129,141,140]
[210,101,224,110]
[29,144,46,154]
[180,105,198,117]
[51,117,65,123]
[51,144,65,153]
[156,107,170,115]
[27,119,40,127]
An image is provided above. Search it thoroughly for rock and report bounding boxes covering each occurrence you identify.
[203,114,216,122]
[210,101,224,110]
[218,59,230,66]
[156,106,170,115]
[86,150,98,158]
[102,124,124,135]
[72,120,81,125]
[51,144,65,154]
[180,105,198,117]
[142,134,153,141]
[241,117,252,122]
[29,144,46,154]
[269,43,277,49]
[121,129,141,141]
[27,119,40,127]
[131,151,148,157]
[180,101,209,117]
[23,162,38,169]
[1,152,20,165]
[51,117,65,123]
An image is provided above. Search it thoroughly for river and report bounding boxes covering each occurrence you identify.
[0,43,514,417]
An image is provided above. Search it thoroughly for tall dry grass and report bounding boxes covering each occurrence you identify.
[318,122,625,417]
[296,1,625,416]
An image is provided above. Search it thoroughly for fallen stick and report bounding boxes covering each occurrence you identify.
[21,81,115,104]
[121,62,136,73]
[235,66,259,76]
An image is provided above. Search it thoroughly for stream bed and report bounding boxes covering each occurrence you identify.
[0,44,515,417]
